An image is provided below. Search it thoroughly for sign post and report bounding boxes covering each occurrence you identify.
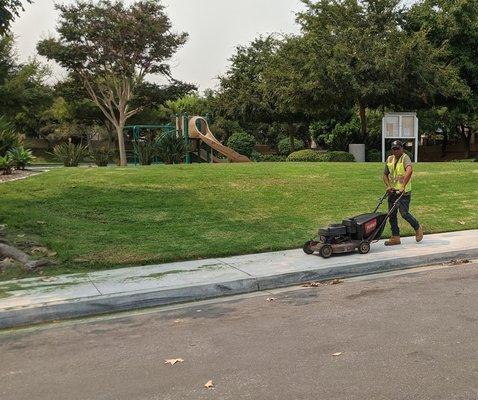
[382,112,419,162]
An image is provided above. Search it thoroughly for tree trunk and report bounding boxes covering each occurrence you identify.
[358,101,367,140]
[116,121,127,166]
[288,123,295,153]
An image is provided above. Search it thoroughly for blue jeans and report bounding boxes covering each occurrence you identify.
[388,192,420,236]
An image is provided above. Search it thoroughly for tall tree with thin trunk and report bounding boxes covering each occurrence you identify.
[37,0,187,166]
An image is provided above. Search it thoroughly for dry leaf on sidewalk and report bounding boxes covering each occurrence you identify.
[266,297,277,302]
[204,380,214,389]
[332,352,343,356]
[331,279,343,285]
[164,358,184,365]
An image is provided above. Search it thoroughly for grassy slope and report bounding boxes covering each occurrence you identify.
[0,162,477,279]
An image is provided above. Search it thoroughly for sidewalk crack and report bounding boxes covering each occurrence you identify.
[87,276,103,296]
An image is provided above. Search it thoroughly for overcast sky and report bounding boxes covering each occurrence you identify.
[11,0,305,91]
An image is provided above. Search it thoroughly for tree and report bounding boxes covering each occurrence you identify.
[0,0,32,35]
[405,0,478,158]
[0,59,53,136]
[296,0,467,138]
[216,36,311,150]
[37,0,188,166]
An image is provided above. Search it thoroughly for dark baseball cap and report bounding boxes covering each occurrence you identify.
[391,140,403,149]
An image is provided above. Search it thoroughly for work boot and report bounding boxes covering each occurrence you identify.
[416,225,424,243]
[385,236,401,246]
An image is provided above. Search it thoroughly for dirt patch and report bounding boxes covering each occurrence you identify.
[0,170,43,183]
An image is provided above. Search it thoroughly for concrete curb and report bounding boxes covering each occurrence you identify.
[1,248,477,330]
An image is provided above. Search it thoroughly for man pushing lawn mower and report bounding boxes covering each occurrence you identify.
[383,140,424,246]
[303,140,424,258]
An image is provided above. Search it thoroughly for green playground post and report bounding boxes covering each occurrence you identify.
[183,112,191,164]
[133,126,140,165]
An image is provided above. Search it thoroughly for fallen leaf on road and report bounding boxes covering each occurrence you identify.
[303,282,322,287]
[332,352,343,356]
[331,279,343,285]
[266,297,277,302]
[204,380,214,389]
[164,358,184,365]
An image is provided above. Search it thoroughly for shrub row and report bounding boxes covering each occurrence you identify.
[286,150,355,162]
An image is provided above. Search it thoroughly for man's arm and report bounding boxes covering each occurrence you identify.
[383,172,392,192]
[399,165,413,192]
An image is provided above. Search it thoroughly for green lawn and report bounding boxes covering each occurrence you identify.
[0,163,477,280]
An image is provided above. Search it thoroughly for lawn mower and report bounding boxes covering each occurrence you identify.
[303,191,404,258]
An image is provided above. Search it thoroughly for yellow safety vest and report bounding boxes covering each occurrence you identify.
[387,154,412,192]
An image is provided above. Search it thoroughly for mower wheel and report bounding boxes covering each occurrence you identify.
[303,241,315,255]
[319,244,333,258]
[358,241,371,254]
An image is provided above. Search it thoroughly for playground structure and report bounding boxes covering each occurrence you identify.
[125,114,250,165]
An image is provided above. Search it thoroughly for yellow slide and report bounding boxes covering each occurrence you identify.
[188,116,250,163]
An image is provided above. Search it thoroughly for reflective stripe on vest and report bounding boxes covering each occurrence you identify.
[387,154,412,192]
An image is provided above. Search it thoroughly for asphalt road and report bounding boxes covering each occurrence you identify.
[1,261,477,400]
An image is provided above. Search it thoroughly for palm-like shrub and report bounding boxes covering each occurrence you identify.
[0,155,14,175]
[0,117,21,156]
[52,143,88,167]
[90,147,112,167]
[7,147,35,170]
[156,134,185,164]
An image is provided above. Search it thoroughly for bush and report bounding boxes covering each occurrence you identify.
[227,131,256,158]
[277,137,305,155]
[321,151,355,162]
[0,155,14,175]
[287,149,324,162]
[6,147,35,170]
[0,117,21,156]
[325,121,362,151]
[366,149,382,162]
[52,142,88,167]
[258,154,287,162]
[90,147,112,167]
[156,133,185,164]
[250,150,262,162]
[133,135,158,165]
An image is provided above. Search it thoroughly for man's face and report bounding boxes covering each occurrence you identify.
[392,146,403,156]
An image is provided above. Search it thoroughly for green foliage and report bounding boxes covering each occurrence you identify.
[277,137,305,155]
[257,154,287,162]
[90,147,112,167]
[156,133,185,165]
[366,149,382,162]
[0,0,32,34]
[133,136,157,166]
[324,121,362,151]
[0,117,20,156]
[52,142,88,167]
[227,131,256,158]
[320,151,355,162]
[0,154,13,174]
[6,147,34,170]
[250,150,262,162]
[287,149,324,162]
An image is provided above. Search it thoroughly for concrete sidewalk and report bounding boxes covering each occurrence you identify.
[1,230,477,329]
